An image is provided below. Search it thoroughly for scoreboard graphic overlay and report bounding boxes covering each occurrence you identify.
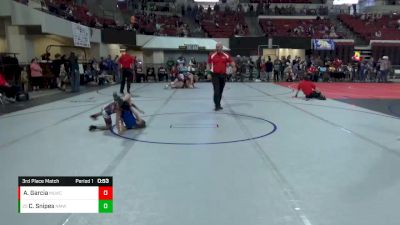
[18,177,113,213]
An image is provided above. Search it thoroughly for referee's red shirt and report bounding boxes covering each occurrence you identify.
[208,51,232,74]
[119,53,135,69]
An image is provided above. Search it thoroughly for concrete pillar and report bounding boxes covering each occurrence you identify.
[98,43,120,58]
[268,38,273,48]
[4,20,30,63]
[152,51,164,64]
[0,20,7,52]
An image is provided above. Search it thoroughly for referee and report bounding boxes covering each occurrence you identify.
[118,50,135,94]
[207,43,236,111]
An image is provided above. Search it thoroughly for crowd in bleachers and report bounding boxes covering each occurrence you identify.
[339,13,400,41]
[126,13,191,37]
[198,7,249,38]
[244,4,329,16]
[260,18,344,38]
[15,0,337,39]
[16,0,117,28]
[124,1,331,37]
[125,3,249,38]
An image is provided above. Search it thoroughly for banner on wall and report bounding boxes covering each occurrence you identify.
[72,22,91,48]
[312,39,335,51]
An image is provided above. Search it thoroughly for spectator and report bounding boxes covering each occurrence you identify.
[90,57,99,81]
[40,0,48,11]
[158,65,168,81]
[20,66,29,94]
[59,64,68,91]
[30,58,43,91]
[248,58,255,81]
[68,52,80,92]
[357,60,366,81]
[177,55,186,67]
[113,55,120,83]
[166,58,175,71]
[280,56,286,80]
[146,66,156,81]
[273,57,282,82]
[169,65,178,81]
[52,53,63,89]
[135,62,145,83]
[266,57,274,82]
[214,3,220,12]
[99,57,106,74]
[235,55,245,82]
[188,57,197,73]
[105,55,114,75]
[378,56,391,82]
[259,58,266,81]
[307,64,319,82]
[256,56,262,79]
[42,52,51,61]
[0,71,25,102]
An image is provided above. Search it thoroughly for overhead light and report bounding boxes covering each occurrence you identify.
[194,0,219,2]
[333,0,359,5]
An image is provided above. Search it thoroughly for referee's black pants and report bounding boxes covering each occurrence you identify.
[212,73,226,108]
[120,68,133,94]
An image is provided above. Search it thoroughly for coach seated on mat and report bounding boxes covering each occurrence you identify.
[135,64,145,83]
[146,66,156,82]
[158,65,168,82]
[294,76,326,100]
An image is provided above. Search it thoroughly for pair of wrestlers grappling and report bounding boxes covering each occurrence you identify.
[88,75,326,134]
[89,92,146,134]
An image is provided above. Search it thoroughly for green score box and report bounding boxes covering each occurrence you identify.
[99,200,113,213]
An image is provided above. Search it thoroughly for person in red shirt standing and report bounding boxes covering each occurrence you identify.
[118,50,135,94]
[294,76,326,100]
[207,43,236,111]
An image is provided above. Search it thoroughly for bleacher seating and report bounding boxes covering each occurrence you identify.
[338,14,400,41]
[43,0,116,28]
[200,12,249,38]
[259,18,345,38]
[133,13,183,36]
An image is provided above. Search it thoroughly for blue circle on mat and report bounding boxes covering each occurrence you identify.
[111,112,277,145]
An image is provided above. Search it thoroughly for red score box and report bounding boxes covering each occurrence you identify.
[99,186,113,200]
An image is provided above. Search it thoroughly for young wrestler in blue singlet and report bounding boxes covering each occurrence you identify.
[89,92,145,133]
